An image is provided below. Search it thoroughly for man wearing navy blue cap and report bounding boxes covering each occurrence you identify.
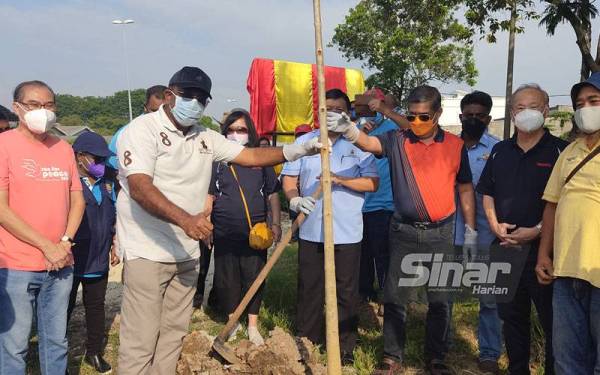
[116,66,323,374]
[68,131,119,374]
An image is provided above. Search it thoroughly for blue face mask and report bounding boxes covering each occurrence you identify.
[171,94,205,127]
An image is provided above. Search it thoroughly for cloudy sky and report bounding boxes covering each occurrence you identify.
[1,0,597,119]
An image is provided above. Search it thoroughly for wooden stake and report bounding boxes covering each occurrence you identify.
[312,0,342,374]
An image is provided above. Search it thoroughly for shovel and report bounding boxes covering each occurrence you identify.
[212,187,321,364]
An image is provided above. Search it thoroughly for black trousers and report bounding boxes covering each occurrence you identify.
[67,274,108,355]
[359,210,393,300]
[195,241,218,307]
[383,219,454,362]
[296,240,361,354]
[213,237,267,316]
[498,258,554,375]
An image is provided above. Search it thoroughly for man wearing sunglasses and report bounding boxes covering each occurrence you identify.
[327,85,476,374]
[116,66,323,375]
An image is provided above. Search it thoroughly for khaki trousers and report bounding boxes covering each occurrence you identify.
[117,257,199,375]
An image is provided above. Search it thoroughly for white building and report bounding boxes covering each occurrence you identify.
[439,90,507,128]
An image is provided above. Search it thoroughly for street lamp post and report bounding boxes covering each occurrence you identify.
[112,19,135,122]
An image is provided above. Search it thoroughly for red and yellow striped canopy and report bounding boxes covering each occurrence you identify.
[246,58,365,143]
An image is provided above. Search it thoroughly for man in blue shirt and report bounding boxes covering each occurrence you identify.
[107,85,167,171]
[281,89,379,365]
[357,107,398,304]
[454,91,501,374]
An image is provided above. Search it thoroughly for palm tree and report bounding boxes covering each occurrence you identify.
[540,0,599,81]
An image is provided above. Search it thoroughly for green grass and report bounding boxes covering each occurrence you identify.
[27,242,546,374]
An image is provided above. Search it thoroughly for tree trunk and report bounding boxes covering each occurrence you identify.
[312,1,342,374]
[565,10,600,73]
[596,32,600,67]
[580,21,592,81]
[503,2,517,140]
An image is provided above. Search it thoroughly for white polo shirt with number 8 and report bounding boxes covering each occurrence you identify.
[116,105,243,262]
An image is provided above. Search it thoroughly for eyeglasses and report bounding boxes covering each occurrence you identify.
[170,89,210,106]
[406,113,432,122]
[227,127,248,134]
[18,101,56,111]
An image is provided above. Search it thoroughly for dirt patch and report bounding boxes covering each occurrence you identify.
[177,327,326,375]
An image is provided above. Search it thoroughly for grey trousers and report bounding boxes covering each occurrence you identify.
[118,257,199,375]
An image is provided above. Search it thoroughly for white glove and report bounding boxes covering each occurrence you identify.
[463,224,478,261]
[282,137,323,162]
[326,111,360,143]
[289,196,317,215]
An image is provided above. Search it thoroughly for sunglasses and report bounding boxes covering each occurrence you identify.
[406,113,433,122]
[170,89,210,106]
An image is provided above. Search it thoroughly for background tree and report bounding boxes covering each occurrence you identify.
[331,0,477,102]
[463,0,538,138]
[55,89,219,136]
[540,0,599,80]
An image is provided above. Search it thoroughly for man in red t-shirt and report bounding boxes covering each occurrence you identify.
[0,81,85,375]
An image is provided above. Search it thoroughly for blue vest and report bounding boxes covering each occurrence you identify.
[73,178,116,276]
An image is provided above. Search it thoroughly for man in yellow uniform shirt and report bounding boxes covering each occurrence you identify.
[537,72,600,375]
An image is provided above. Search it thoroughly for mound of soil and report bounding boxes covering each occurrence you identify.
[177,327,326,375]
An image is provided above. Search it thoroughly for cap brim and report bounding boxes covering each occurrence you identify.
[174,82,212,98]
[571,81,600,107]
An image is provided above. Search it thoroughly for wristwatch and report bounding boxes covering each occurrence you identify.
[535,223,542,233]
[60,235,74,244]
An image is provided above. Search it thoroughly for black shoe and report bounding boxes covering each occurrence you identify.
[84,353,112,374]
[341,351,354,366]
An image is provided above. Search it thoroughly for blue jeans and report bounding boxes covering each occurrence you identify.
[478,301,503,361]
[0,267,73,375]
[553,277,600,375]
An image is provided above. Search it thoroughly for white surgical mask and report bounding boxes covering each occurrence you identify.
[170,94,205,127]
[514,109,544,133]
[18,104,57,134]
[227,133,248,145]
[574,106,600,134]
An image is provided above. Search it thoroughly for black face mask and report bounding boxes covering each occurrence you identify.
[461,117,487,141]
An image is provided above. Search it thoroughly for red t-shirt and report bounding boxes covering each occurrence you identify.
[0,129,82,271]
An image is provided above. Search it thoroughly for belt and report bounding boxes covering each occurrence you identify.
[397,215,454,230]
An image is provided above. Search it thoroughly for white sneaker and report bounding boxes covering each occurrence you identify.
[227,322,242,342]
[248,326,264,346]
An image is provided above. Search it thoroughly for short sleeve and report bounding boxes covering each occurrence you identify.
[263,166,281,195]
[375,131,396,159]
[208,162,219,195]
[116,122,158,177]
[456,146,472,184]
[357,149,378,178]
[208,129,244,163]
[0,141,9,190]
[542,152,566,203]
[68,151,83,191]
[476,145,497,196]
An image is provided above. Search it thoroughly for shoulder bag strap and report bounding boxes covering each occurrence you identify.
[565,144,600,185]
[229,165,253,231]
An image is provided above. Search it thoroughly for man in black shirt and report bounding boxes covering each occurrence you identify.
[477,84,568,374]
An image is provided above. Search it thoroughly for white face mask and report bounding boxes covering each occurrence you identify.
[514,109,545,133]
[574,106,600,134]
[227,133,248,145]
[18,105,57,134]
